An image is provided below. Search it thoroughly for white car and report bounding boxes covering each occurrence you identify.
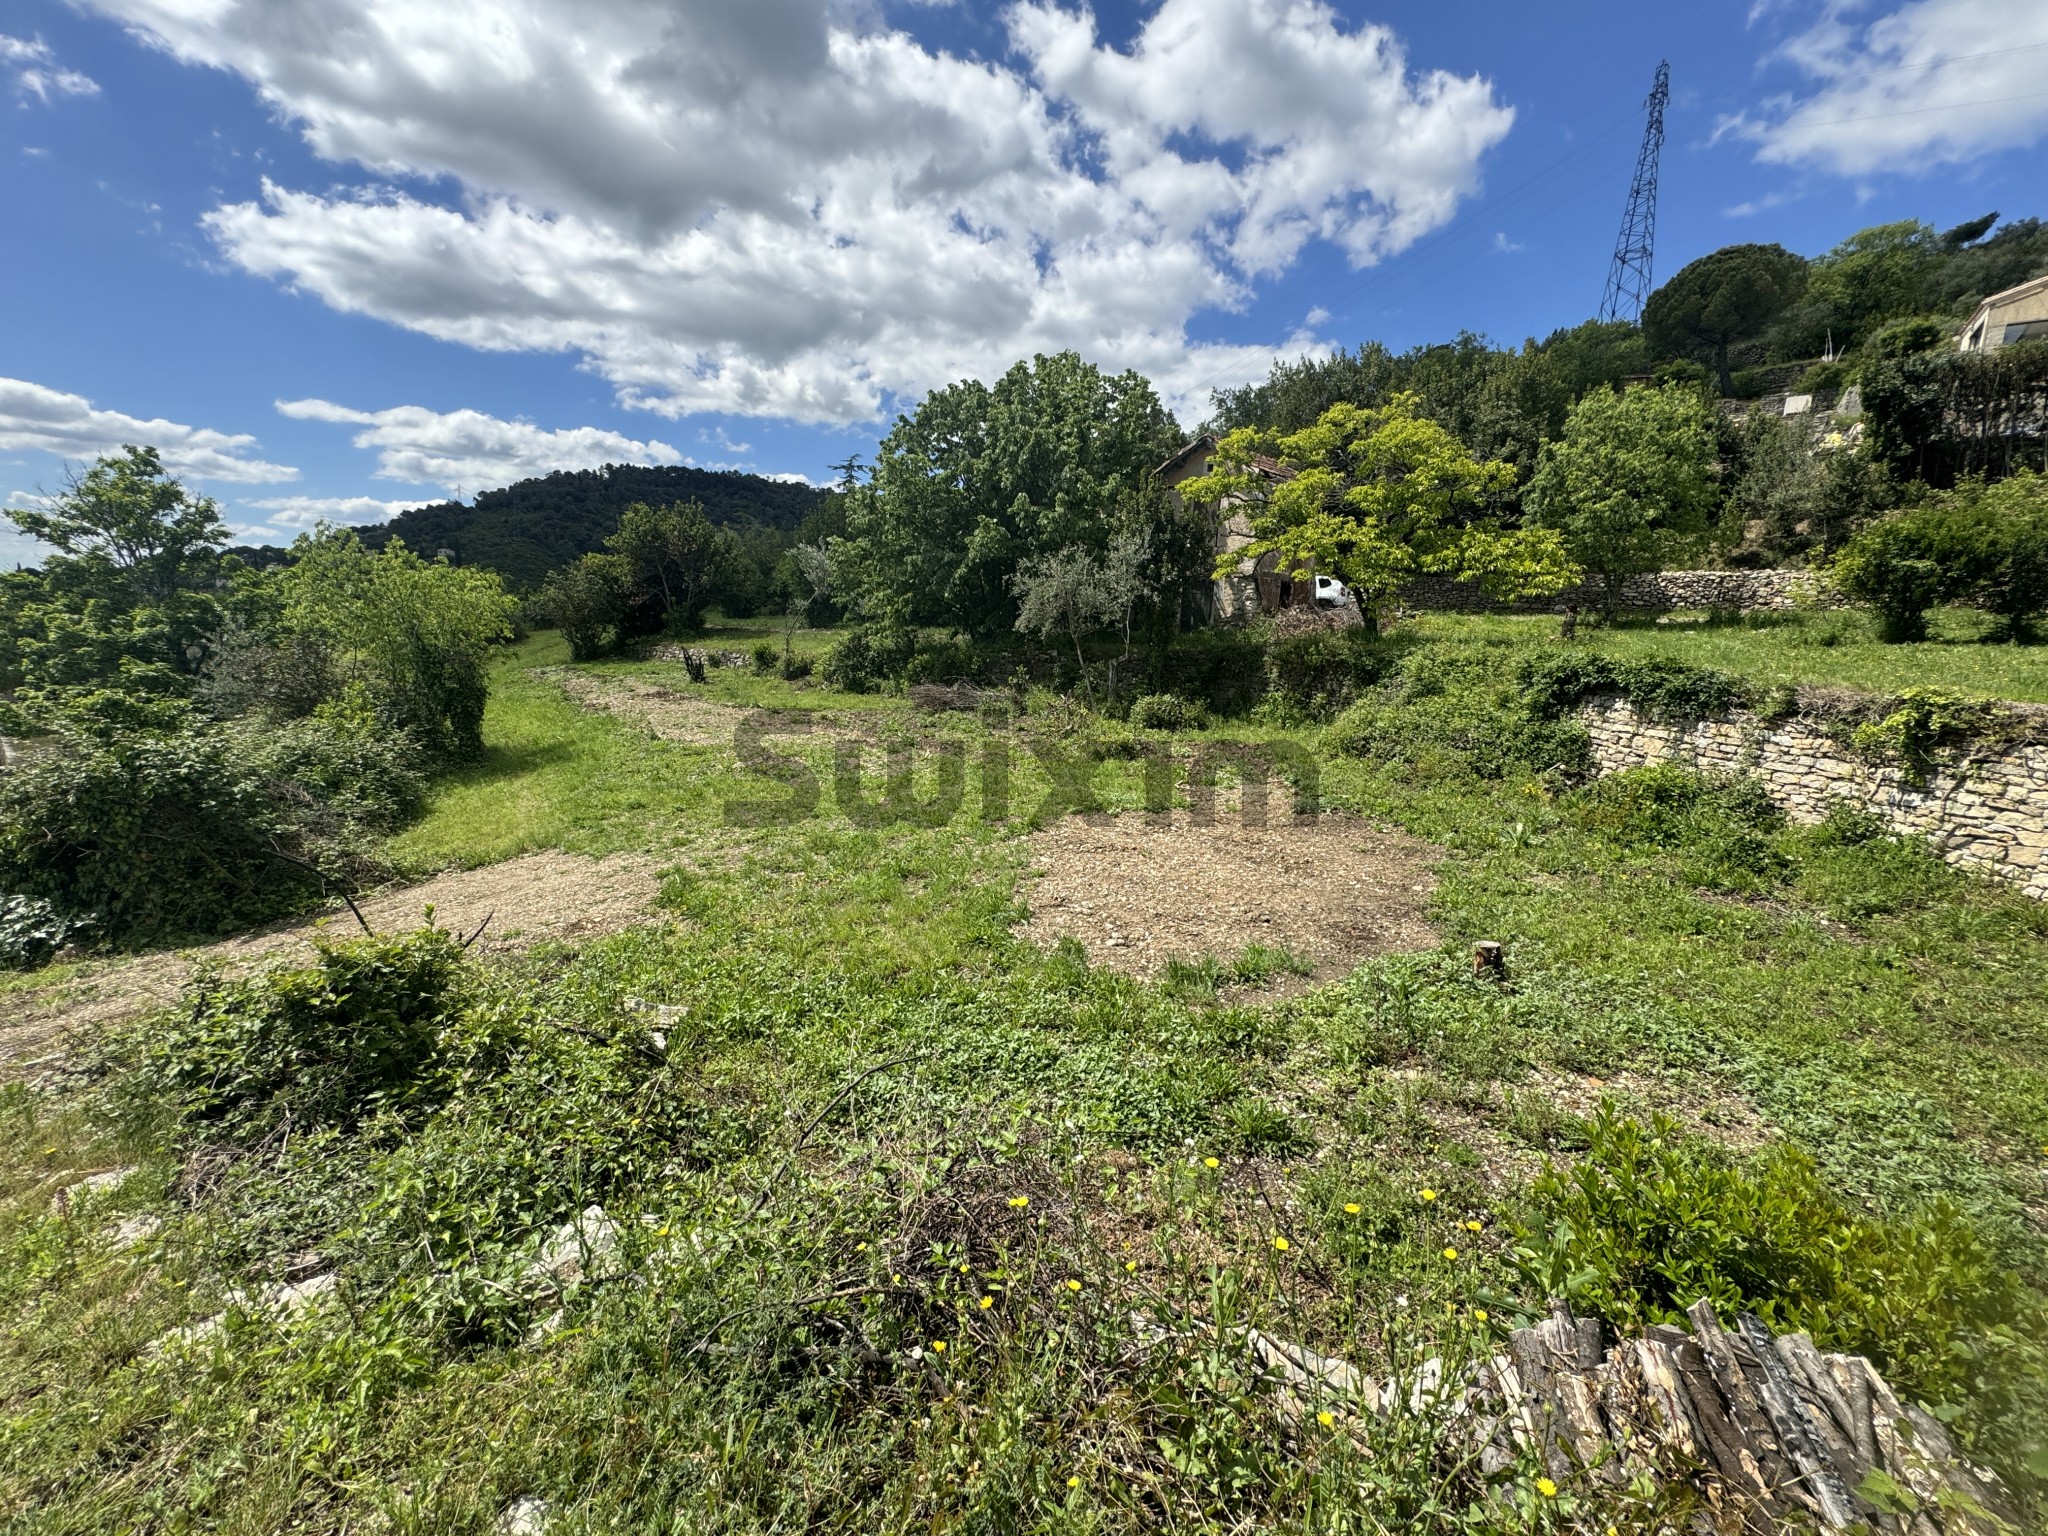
[1311,574,1352,608]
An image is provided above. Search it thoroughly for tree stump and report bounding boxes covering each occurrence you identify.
[1472,941,1506,982]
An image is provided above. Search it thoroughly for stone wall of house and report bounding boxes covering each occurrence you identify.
[1578,696,2048,900]
[1399,568,1850,615]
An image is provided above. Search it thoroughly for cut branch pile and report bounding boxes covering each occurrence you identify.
[1251,1299,2015,1534]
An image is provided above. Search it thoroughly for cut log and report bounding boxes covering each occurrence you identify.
[1688,1300,1799,1507]
[1823,1352,1881,1474]
[1671,1326,1776,1518]
[1505,1327,1572,1478]
[1635,1330,1703,1461]
[1735,1313,1862,1530]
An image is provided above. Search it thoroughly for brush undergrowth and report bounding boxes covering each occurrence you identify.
[3,627,2045,1531]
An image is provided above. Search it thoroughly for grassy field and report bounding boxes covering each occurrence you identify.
[1410,606,2048,703]
[4,622,2046,1533]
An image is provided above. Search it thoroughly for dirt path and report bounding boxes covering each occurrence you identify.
[2,851,665,1076]
[1019,812,1439,986]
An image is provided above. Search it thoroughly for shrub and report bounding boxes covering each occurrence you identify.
[124,928,472,1142]
[0,716,417,949]
[1332,645,1591,781]
[820,631,875,692]
[1563,764,1786,891]
[1795,359,1850,395]
[1832,475,2048,641]
[1262,630,1393,720]
[1520,653,1753,723]
[1515,1106,2048,1485]
[277,529,516,757]
[1129,693,1209,731]
[751,642,778,673]
[0,894,91,970]
[779,652,813,681]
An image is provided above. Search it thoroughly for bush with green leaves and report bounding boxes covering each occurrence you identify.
[1128,692,1208,731]
[1331,644,1591,781]
[1519,652,1754,724]
[1515,1105,2048,1484]
[0,713,419,949]
[1832,473,2048,642]
[1562,764,1786,892]
[0,894,91,970]
[120,928,474,1143]
[1261,630,1395,721]
[272,528,516,757]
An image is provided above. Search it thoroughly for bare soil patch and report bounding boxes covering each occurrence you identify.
[1019,812,1439,985]
[543,669,753,746]
[2,851,664,1076]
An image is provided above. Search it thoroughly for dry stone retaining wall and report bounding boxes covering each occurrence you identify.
[1579,696,2048,900]
[1400,569,1848,614]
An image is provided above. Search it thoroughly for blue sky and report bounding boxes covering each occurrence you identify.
[3,0,2045,566]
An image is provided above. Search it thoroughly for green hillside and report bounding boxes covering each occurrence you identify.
[359,463,833,591]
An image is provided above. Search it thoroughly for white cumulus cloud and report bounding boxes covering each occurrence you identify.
[244,494,437,526]
[1733,1,2048,175]
[0,375,296,482]
[275,398,684,494]
[2,34,101,103]
[82,0,1513,423]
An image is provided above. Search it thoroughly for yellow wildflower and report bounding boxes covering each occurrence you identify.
[1008,1196,1029,1209]
[1419,1188,1437,1202]
[1067,1476,1080,1489]
[1464,1220,1483,1232]
[1536,1477,1558,1498]
[1344,1202,1361,1215]
[1203,1157,1220,1169]
[980,1295,994,1309]
[1443,1247,1459,1260]
[1316,1410,1335,1428]
[1473,1309,1489,1324]
[1066,1279,1082,1292]
[1124,1260,1137,1272]
[1273,1236,1290,1252]
[931,1340,946,1353]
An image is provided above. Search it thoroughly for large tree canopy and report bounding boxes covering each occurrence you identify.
[1181,394,1578,629]
[1525,384,1719,608]
[837,352,1182,637]
[1644,243,1808,394]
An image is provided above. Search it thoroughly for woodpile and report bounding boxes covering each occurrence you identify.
[1249,1299,2015,1533]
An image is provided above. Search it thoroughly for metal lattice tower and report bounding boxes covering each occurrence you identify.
[1599,61,1670,325]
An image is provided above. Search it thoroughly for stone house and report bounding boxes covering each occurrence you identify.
[1958,273,2048,353]
[1156,434,1316,624]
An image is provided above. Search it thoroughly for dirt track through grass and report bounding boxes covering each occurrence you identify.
[0,851,663,1075]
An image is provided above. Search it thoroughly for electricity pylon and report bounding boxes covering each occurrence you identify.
[1599,60,1670,326]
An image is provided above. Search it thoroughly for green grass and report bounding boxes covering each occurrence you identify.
[6,628,2047,1532]
[1408,607,2048,703]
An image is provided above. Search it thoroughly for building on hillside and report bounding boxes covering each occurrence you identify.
[1958,274,2048,353]
[1156,434,1313,624]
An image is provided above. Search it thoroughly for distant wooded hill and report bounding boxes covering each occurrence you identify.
[355,463,833,591]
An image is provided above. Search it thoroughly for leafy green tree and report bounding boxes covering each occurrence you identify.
[1183,394,1578,631]
[2,447,233,701]
[1526,384,1718,611]
[605,500,736,632]
[1644,244,1808,394]
[838,352,1181,637]
[275,529,516,758]
[540,553,635,661]
[6,446,228,606]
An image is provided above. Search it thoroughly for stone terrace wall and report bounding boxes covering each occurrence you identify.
[1400,569,1849,615]
[1579,697,2048,900]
